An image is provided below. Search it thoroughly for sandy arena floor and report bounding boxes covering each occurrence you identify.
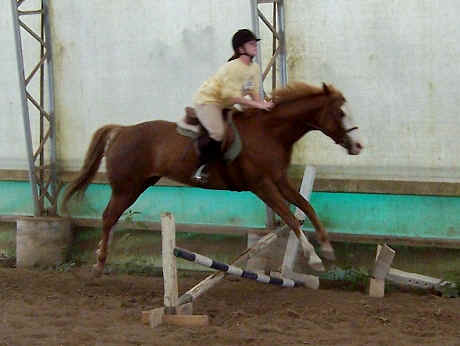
[1,267,459,346]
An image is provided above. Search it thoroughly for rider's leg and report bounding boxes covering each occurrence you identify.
[192,104,225,183]
[194,104,225,141]
[192,136,222,182]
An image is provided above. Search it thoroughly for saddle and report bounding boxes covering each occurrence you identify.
[177,107,242,162]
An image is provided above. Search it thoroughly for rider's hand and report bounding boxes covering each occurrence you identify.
[258,100,274,111]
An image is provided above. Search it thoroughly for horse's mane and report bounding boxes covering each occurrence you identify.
[231,82,340,118]
[271,81,338,105]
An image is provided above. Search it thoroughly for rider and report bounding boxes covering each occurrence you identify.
[192,29,274,183]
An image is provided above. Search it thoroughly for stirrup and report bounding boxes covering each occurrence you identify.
[191,164,208,184]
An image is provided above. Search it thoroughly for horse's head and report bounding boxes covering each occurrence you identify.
[271,81,363,155]
[317,83,363,155]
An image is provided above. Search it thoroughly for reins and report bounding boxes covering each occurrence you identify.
[303,121,359,145]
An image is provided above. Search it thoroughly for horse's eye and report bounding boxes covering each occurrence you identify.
[339,109,345,118]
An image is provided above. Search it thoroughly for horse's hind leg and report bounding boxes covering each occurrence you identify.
[93,192,133,276]
[93,178,159,277]
[275,176,335,261]
[252,178,325,272]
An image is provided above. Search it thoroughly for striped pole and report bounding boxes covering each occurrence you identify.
[174,247,297,288]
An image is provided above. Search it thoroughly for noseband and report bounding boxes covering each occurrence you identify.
[345,126,359,134]
[305,122,359,145]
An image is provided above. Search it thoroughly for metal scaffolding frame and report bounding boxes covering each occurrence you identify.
[250,0,287,97]
[11,0,58,216]
[9,0,286,220]
[250,0,288,228]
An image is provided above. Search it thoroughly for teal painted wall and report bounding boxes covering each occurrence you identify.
[310,192,460,240]
[62,184,267,228]
[1,181,459,240]
[1,181,35,216]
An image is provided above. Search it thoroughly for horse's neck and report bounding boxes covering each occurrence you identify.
[268,95,328,146]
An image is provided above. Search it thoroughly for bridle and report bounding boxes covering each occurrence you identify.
[301,99,359,146]
[304,121,359,146]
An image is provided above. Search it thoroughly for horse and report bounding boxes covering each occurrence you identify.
[62,81,363,276]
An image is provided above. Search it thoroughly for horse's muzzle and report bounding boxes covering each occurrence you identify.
[343,135,363,155]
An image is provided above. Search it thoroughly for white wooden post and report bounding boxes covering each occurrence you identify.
[281,165,316,274]
[369,244,396,298]
[246,231,268,272]
[161,212,179,313]
[387,268,445,290]
[178,227,285,305]
[143,212,208,328]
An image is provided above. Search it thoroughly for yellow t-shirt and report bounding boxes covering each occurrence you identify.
[194,59,260,108]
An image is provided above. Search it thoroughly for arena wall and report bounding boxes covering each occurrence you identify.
[1,1,459,244]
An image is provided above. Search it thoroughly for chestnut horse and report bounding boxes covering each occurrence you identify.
[62,82,363,276]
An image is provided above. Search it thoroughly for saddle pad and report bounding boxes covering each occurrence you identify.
[176,114,242,162]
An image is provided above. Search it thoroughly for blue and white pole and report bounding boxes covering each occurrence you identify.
[174,247,296,288]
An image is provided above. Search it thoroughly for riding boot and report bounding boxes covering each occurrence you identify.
[192,136,222,184]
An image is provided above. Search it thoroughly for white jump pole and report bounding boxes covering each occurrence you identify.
[281,165,316,273]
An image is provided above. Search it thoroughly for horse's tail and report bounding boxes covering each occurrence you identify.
[62,124,121,213]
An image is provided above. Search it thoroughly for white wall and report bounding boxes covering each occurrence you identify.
[2,0,252,170]
[1,0,43,169]
[49,0,252,170]
[287,0,460,181]
[2,1,459,182]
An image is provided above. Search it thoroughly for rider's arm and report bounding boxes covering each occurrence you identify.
[250,91,261,102]
[218,63,273,111]
[228,96,274,111]
[228,96,264,109]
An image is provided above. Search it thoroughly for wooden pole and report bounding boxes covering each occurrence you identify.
[174,247,296,287]
[282,165,316,274]
[143,212,209,327]
[369,244,395,298]
[178,225,288,305]
[161,213,179,314]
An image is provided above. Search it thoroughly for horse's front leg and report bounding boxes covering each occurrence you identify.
[275,175,335,261]
[252,178,325,272]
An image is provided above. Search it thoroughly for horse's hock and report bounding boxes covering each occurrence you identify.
[16,217,72,268]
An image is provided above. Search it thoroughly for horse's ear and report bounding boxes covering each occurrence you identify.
[322,82,330,95]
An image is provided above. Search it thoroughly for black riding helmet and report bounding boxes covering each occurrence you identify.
[228,29,260,61]
[232,29,260,51]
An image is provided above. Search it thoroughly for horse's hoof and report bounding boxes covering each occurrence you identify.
[92,264,103,278]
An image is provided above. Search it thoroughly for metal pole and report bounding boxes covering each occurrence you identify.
[277,0,287,86]
[39,0,46,212]
[249,0,279,228]
[11,0,40,216]
[43,0,58,214]
[272,2,277,91]
[250,0,264,100]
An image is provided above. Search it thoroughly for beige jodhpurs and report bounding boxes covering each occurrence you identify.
[194,103,224,141]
